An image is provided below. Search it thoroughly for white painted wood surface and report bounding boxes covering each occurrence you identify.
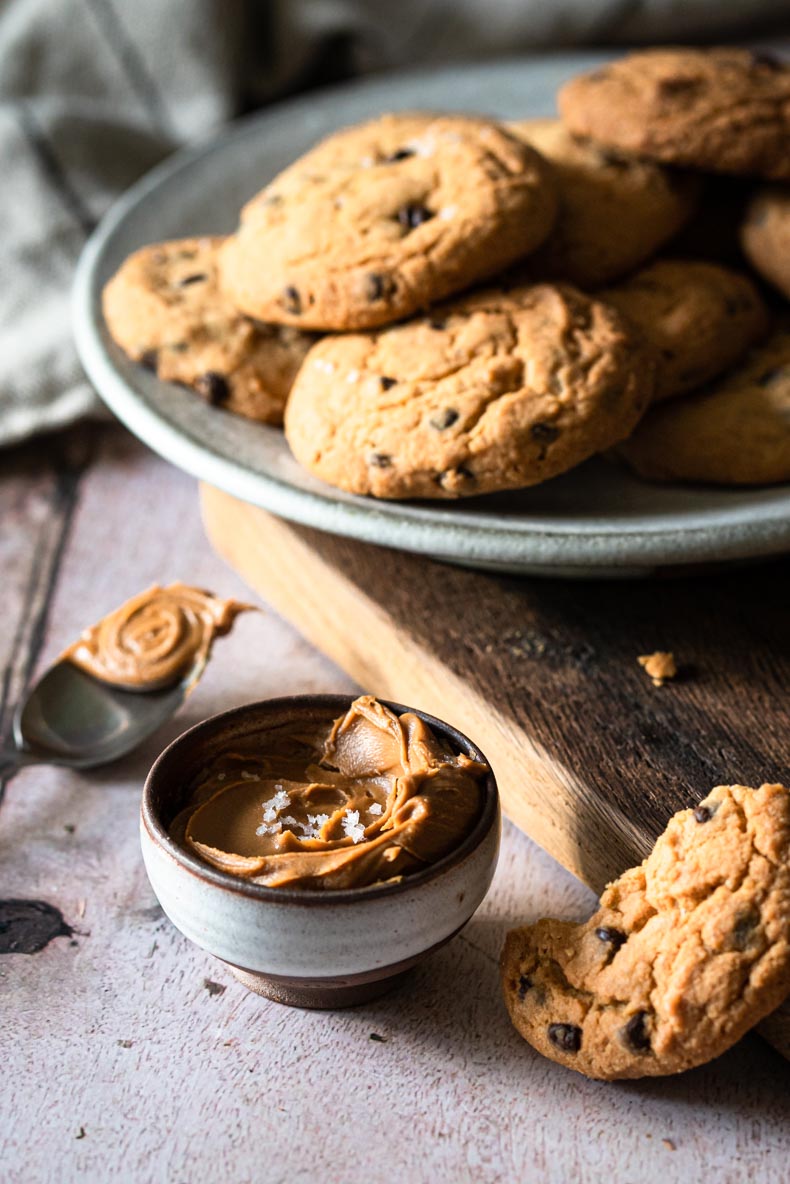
[2,426,788,1184]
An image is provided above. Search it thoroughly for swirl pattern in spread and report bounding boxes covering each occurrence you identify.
[63,582,253,690]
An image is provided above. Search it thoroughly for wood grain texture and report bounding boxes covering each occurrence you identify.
[4,428,790,1184]
[199,484,790,1061]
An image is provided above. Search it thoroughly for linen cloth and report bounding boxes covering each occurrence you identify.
[1,0,785,446]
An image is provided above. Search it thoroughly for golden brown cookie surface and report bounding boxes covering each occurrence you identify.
[601,259,768,402]
[284,283,652,500]
[509,118,698,286]
[501,783,790,1080]
[618,326,790,484]
[741,185,790,299]
[559,48,790,181]
[220,113,558,331]
[103,237,316,425]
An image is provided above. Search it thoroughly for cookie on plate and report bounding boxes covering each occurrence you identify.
[741,185,790,300]
[559,48,790,181]
[508,118,698,286]
[601,259,768,401]
[617,325,790,484]
[502,783,790,1080]
[284,283,653,500]
[219,113,558,331]
[103,237,317,424]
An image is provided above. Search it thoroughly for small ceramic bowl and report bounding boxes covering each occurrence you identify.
[141,694,500,1008]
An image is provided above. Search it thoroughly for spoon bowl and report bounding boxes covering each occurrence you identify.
[11,656,204,769]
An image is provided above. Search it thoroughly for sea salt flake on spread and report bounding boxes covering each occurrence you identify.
[368,802,383,815]
[342,809,366,844]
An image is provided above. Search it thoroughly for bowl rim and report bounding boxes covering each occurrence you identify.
[141,693,499,906]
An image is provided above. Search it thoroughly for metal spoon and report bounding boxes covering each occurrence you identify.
[2,653,207,773]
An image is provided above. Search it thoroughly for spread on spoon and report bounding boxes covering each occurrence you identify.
[170,695,487,890]
[62,582,253,690]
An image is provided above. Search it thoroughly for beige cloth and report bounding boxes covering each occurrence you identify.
[1,0,785,446]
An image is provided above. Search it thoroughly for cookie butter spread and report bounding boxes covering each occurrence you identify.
[171,696,487,890]
[63,582,252,690]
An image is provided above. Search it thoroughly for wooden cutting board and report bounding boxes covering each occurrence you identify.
[200,482,790,1059]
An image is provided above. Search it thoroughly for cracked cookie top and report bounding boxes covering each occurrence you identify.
[219,113,558,331]
[501,783,790,1080]
[284,282,652,500]
[559,48,790,181]
[102,237,316,425]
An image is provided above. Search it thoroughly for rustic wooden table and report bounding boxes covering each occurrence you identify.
[2,424,788,1184]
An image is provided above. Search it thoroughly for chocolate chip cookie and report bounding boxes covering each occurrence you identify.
[284,283,653,500]
[219,113,558,331]
[502,783,790,1080]
[741,185,790,300]
[601,259,768,402]
[618,325,790,484]
[508,118,698,286]
[103,237,316,424]
[559,48,790,181]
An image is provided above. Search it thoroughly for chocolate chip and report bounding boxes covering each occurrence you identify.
[429,408,459,430]
[178,273,207,286]
[757,367,785,387]
[366,273,395,302]
[622,1011,651,1052]
[548,1023,582,1053]
[657,75,702,98]
[384,148,415,162]
[598,149,631,170]
[517,974,532,1000]
[281,286,302,315]
[369,452,392,468]
[397,204,434,231]
[196,372,230,405]
[380,376,397,391]
[531,423,559,444]
[139,349,158,372]
[731,909,760,950]
[694,803,715,823]
[750,51,784,71]
[595,926,626,951]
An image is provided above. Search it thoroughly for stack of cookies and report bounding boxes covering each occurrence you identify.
[104,47,790,499]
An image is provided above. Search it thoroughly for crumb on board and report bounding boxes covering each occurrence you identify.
[662,1138,677,1151]
[638,651,678,687]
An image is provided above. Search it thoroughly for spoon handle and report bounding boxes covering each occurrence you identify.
[0,746,41,778]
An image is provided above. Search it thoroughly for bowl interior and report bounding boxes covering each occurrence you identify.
[142,694,499,902]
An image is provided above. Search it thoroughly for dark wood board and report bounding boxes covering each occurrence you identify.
[200,483,790,1058]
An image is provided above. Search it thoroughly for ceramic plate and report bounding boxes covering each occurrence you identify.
[73,54,790,577]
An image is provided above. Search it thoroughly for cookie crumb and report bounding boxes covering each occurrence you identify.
[662,1138,676,1151]
[369,1032,388,1043]
[638,651,677,686]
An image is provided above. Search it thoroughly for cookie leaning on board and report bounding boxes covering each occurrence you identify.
[284,283,654,500]
[219,112,559,331]
[501,783,790,1080]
